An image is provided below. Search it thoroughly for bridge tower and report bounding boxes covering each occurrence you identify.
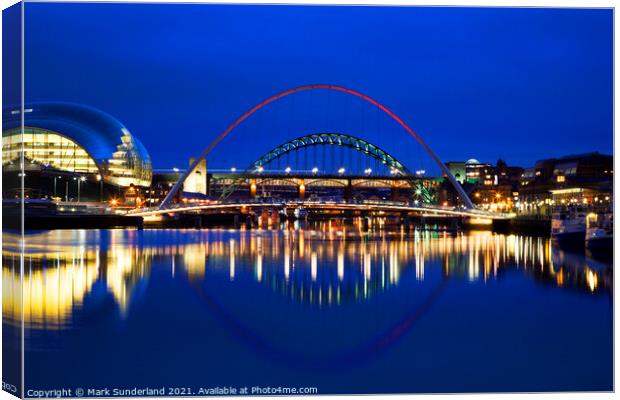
[184,157,207,195]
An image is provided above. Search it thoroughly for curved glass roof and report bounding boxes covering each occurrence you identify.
[3,102,152,186]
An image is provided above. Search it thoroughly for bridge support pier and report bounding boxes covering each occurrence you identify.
[249,179,257,199]
[344,179,353,200]
[298,179,306,200]
[361,212,371,231]
[448,217,460,232]
[391,184,400,201]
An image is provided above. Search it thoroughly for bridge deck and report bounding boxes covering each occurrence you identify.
[128,200,511,219]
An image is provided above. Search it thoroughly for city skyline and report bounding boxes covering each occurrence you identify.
[18,4,613,171]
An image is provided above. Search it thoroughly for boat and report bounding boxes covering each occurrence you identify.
[585,211,613,254]
[551,206,587,247]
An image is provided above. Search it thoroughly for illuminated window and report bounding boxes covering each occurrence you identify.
[3,127,99,174]
[3,126,151,187]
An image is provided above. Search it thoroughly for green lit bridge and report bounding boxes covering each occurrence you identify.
[204,132,438,204]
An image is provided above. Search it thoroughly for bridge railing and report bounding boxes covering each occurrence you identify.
[128,197,512,219]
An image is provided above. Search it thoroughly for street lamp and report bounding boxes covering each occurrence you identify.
[230,167,237,172]
[285,166,291,174]
[364,168,372,176]
[53,176,61,198]
[77,175,86,202]
[311,167,319,175]
[338,167,346,175]
[96,174,103,202]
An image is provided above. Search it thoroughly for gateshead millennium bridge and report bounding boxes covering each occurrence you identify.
[131,85,509,221]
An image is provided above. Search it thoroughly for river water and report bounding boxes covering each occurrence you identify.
[2,224,613,394]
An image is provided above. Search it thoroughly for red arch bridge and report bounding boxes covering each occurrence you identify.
[129,85,512,221]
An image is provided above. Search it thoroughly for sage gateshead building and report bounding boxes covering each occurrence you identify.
[3,103,152,200]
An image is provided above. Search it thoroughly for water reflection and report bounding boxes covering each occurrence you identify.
[2,227,612,330]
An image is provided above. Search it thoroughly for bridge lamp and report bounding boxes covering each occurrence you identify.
[338,167,346,175]
[312,167,319,175]
[257,166,264,173]
[414,200,419,205]
[364,168,372,175]
[415,189,422,195]
[230,167,237,172]
[390,168,398,175]
[285,166,292,174]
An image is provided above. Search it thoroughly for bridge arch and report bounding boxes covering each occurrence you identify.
[160,84,473,209]
[247,133,411,175]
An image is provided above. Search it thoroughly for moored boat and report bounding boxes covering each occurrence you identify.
[585,211,613,255]
[551,206,587,247]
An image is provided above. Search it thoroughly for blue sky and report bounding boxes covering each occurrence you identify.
[22,3,613,173]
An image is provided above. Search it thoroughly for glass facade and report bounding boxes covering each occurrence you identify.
[107,128,152,187]
[3,127,100,174]
[2,103,152,187]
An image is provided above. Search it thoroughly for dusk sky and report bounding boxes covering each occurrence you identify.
[22,3,613,173]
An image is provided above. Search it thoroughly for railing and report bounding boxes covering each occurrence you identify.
[127,198,511,219]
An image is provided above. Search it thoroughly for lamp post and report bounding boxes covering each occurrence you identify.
[98,175,103,202]
[53,176,60,198]
[77,176,86,202]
